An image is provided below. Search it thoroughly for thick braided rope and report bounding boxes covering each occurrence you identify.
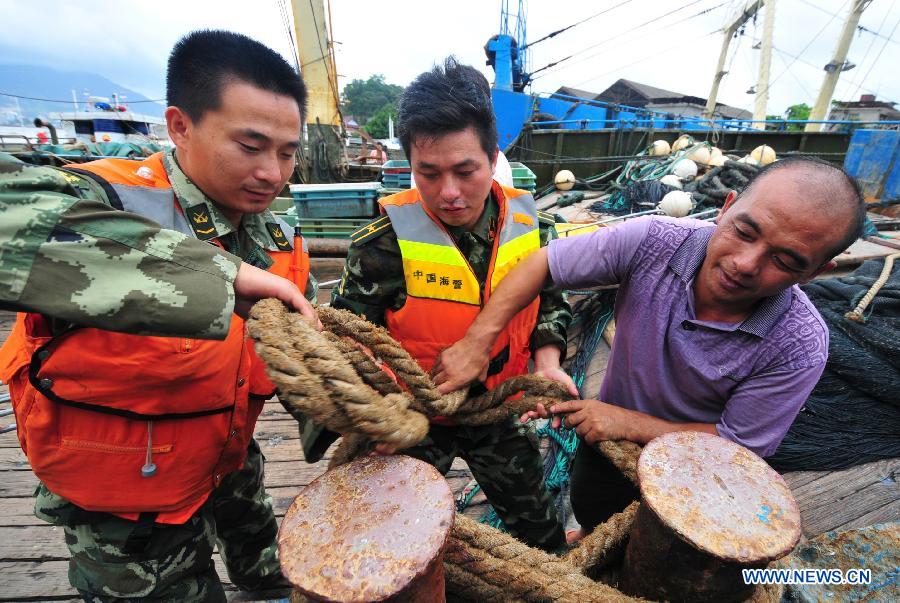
[563,501,639,571]
[328,433,366,470]
[598,440,642,485]
[317,307,570,420]
[322,332,404,397]
[450,376,574,427]
[318,307,450,414]
[443,561,509,601]
[447,514,642,602]
[248,300,428,449]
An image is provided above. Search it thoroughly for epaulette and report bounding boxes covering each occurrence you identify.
[350,215,393,246]
[537,210,556,226]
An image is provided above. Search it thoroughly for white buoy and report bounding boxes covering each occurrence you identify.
[672,158,698,180]
[686,145,711,166]
[738,155,760,166]
[708,153,726,167]
[660,174,683,189]
[750,145,776,166]
[554,169,576,191]
[658,190,694,218]
[649,140,671,156]
[672,134,694,153]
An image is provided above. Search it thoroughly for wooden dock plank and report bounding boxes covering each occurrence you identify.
[0,525,69,561]
[0,560,79,601]
[0,555,243,602]
[790,458,899,537]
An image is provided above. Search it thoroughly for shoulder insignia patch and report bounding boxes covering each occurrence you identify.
[351,215,392,246]
[185,204,219,240]
[265,222,293,251]
[537,211,556,226]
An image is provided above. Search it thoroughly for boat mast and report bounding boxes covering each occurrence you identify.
[805,0,872,132]
[290,0,344,182]
[752,0,776,127]
[290,0,341,129]
[704,0,765,120]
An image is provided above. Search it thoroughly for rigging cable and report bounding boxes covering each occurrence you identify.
[753,0,852,103]
[572,29,719,88]
[798,0,900,46]
[1,92,163,104]
[847,12,900,101]
[769,44,897,105]
[524,0,636,50]
[277,0,302,72]
[531,0,720,81]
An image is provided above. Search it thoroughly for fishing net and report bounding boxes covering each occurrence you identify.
[769,257,900,471]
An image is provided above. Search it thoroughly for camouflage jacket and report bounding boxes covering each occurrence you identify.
[331,191,572,354]
[0,149,315,339]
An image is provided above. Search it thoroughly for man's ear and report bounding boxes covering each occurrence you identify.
[490,146,499,172]
[165,106,192,148]
[716,190,738,223]
[721,190,739,212]
[803,259,837,283]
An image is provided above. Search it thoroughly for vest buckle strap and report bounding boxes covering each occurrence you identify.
[487,344,510,377]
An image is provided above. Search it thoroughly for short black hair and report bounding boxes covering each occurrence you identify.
[739,155,866,262]
[167,30,307,123]
[398,56,498,160]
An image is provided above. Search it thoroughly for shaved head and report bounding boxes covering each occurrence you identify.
[735,156,865,262]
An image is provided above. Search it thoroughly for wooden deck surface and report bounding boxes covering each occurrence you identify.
[1,304,897,601]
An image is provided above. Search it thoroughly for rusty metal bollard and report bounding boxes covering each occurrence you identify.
[279,455,455,602]
[619,432,801,602]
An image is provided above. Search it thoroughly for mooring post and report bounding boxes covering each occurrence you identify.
[279,455,455,602]
[619,431,801,602]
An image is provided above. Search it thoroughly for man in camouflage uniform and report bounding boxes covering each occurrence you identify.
[0,31,317,602]
[304,58,573,552]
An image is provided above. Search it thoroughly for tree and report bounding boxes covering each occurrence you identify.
[782,103,811,131]
[362,103,397,139]
[342,75,403,125]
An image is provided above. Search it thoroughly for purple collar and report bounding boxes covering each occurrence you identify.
[668,225,792,338]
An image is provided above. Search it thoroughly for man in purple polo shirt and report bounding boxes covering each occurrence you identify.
[433,157,866,537]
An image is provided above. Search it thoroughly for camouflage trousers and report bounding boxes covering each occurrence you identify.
[34,439,284,602]
[403,418,565,551]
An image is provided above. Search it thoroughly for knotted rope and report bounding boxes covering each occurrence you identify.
[248,300,583,449]
[248,299,783,601]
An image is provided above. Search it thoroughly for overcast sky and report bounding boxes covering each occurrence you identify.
[2,0,899,116]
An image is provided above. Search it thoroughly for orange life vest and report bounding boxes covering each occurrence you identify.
[381,181,541,393]
[0,153,309,524]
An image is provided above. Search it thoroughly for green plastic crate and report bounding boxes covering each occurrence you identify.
[295,217,372,239]
[509,162,537,191]
[289,182,380,218]
[276,209,371,238]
